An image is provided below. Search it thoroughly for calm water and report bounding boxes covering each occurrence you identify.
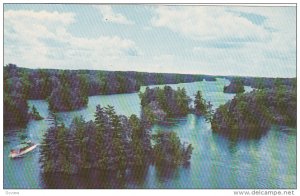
[3,78,296,189]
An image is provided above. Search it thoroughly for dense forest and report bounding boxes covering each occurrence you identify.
[3,64,216,128]
[4,64,296,129]
[4,64,29,128]
[211,84,297,139]
[40,105,193,175]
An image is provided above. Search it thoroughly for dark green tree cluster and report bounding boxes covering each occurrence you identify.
[212,85,296,139]
[40,105,193,175]
[153,131,193,166]
[47,71,89,111]
[4,64,30,128]
[233,76,296,89]
[194,91,214,122]
[139,86,191,124]
[4,64,218,114]
[40,105,152,175]
[223,78,245,94]
[27,69,52,99]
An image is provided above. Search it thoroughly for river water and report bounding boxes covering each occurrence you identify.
[3,78,296,189]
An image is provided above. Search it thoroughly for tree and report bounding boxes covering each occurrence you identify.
[46,111,62,128]
[3,64,29,128]
[194,91,206,115]
[109,106,127,176]
[211,86,296,138]
[30,105,44,120]
[152,131,193,166]
[139,86,192,125]
[204,101,214,123]
[129,115,145,166]
[72,116,90,170]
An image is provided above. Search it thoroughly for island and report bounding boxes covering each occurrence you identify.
[223,78,245,94]
[139,86,191,124]
[40,105,193,175]
[212,84,296,138]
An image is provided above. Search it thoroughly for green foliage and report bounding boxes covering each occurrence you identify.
[194,91,214,122]
[48,72,88,112]
[212,86,296,138]
[129,114,147,166]
[47,111,63,128]
[30,105,44,120]
[40,105,152,175]
[224,79,245,94]
[3,64,29,128]
[40,105,192,175]
[152,131,193,166]
[140,86,191,124]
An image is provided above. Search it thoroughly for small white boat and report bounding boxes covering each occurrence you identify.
[9,140,38,158]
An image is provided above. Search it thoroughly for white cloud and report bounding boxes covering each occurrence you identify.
[151,6,269,42]
[93,5,134,25]
[4,9,137,70]
[3,6,296,78]
[151,6,296,77]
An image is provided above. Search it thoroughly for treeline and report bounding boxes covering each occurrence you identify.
[40,105,193,175]
[4,64,217,128]
[226,76,296,89]
[6,64,217,99]
[211,85,296,139]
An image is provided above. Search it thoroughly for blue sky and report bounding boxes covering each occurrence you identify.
[4,4,296,77]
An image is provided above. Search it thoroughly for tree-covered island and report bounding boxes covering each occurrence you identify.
[223,78,245,94]
[212,84,296,138]
[40,105,193,175]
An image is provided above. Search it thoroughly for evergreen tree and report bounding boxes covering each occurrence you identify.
[94,105,109,169]
[129,115,145,166]
[30,105,43,120]
[194,91,207,115]
[153,131,193,166]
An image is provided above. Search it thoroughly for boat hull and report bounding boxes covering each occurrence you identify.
[9,144,38,158]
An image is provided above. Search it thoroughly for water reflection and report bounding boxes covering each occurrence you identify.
[42,165,151,189]
[42,170,126,189]
[155,164,180,183]
[213,127,269,141]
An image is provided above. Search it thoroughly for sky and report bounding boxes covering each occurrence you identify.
[4,4,296,77]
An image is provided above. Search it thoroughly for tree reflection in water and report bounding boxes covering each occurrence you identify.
[155,164,180,183]
[41,165,151,188]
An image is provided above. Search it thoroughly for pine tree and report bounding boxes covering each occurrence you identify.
[194,91,207,115]
[94,105,107,169]
[129,115,145,166]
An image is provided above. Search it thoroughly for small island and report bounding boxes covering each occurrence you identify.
[223,79,245,94]
[139,86,191,124]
